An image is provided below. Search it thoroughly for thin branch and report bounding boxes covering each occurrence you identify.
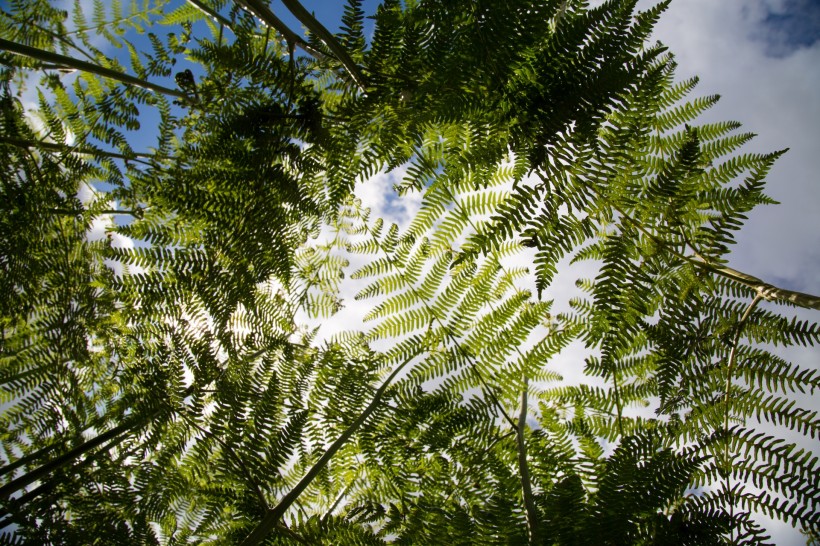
[537,169,820,311]
[0,385,195,501]
[516,375,540,545]
[0,441,61,480]
[235,0,327,63]
[0,412,120,480]
[576,173,820,311]
[187,0,232,26]
[236,0,301,46]
[610,366,625,437]
[0,425,129,518]
[696,260,820,311]
[0,13,98,64]
[0,418,136,501]
[1,136,163,165]
[278,0,367,90]
[0,38,187,99]
[240,350,421,546]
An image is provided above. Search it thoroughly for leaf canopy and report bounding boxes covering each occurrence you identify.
[0,0,817,544]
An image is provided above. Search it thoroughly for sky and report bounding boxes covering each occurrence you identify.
[637,0,820,298]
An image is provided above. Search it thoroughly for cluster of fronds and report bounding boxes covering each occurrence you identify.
[0,0,817,544]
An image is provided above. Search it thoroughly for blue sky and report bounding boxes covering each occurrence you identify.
[755,0,820,55]
[268,0,382,41]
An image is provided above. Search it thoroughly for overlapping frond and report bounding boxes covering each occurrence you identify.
[0,0,816,544]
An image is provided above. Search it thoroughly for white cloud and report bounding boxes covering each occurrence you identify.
[356,166,422,228]
[300,169,417,346]
[74,183,142,276]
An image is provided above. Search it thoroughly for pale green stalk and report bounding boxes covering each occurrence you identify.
[240,350,419,546]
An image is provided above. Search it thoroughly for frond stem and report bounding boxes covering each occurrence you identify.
[611,367,625,437]
[516,375,541,545]
[721,292,763,541]
[0,441,61,480]
[0,426,129,518]
[450,338,518,430]
[0,385,195,501]
[0,17,98,64]
[47,208,143,218]
[0,38,187,99]
[239,350,421,546]
[235,0,329,66]
[187,0,232,26]
[596,188,820,310]
[0,135,162,165]
[278,0,367,90]
[62,10,155,38]
[320,478,356,523]
[0,417,135,501]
